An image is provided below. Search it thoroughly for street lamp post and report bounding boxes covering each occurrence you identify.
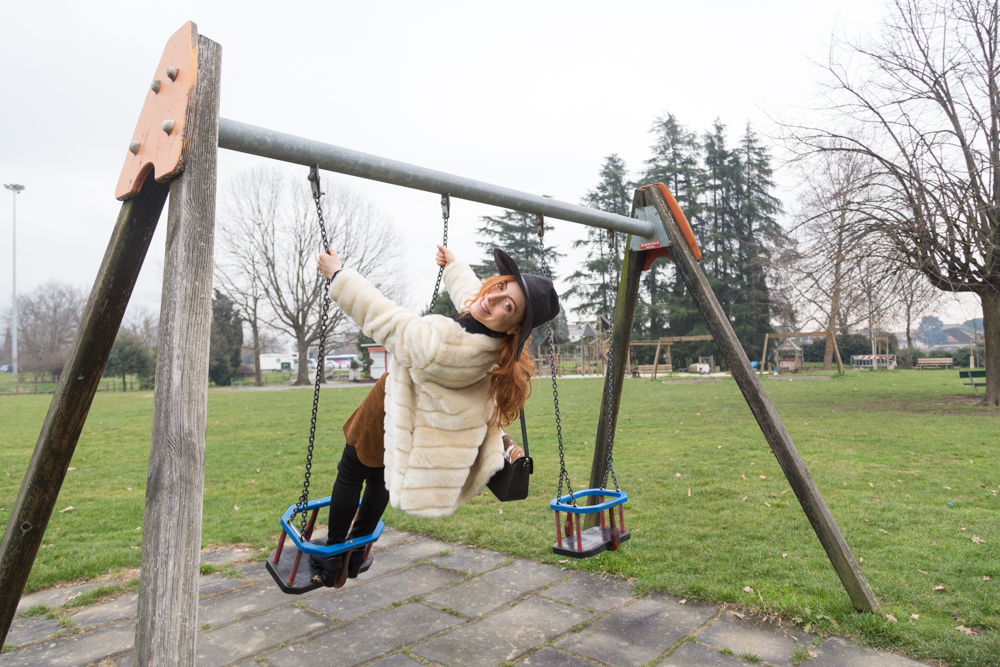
[4,183,23,379]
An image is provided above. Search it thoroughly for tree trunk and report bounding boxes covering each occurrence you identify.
[822,254,843,371]
[823,307,836,371]
[904,301,915,369]
[251,321,262,387]
[981,290,999,407]
[121,373,127,392]
[295,333,310,385]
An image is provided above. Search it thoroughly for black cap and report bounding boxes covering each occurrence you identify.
[492,248,560,360]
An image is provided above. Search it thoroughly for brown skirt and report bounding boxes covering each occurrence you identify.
[342,372,388,468]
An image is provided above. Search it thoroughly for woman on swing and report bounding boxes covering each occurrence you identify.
[314,244,560,586]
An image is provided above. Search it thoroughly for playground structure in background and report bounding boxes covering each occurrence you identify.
[760,331,845,375]
[534,319,610,377]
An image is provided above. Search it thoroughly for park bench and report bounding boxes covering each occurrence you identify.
[959,369,987,397]
[916,357,953,368]
[631,364,672,377]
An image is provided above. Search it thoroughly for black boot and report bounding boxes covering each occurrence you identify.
[310,552,344,588]
[347,547,374,579]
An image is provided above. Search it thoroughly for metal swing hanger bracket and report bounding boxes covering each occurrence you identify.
[629,205,672,251]
[216,119,656,238]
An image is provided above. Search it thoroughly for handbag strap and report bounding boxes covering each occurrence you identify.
[519,409,529,458]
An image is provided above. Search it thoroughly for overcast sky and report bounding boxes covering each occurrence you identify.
[0,0,980,345]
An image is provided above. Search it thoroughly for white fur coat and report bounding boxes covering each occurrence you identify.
[329,262,506,517]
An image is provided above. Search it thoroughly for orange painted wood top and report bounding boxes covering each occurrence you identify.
[115,22,199,200]
[650,183,702,261]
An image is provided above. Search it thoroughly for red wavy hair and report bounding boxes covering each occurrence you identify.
[462,275,535,427]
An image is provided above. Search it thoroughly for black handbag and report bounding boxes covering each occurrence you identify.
[486,409,533,502]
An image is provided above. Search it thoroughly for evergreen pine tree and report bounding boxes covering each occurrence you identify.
[104,331,152,391]
[566,155,630,321]
[639,113,704,347]
[424,289,459,317]
[209,290,244,386]
[1,326,11,367]
[701,120,741,314]
[474,209,564,346]
[641,113,703,215]
[473,210,561,278]
[730,123,783,361]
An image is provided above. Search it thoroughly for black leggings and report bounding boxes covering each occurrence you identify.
[326,444,390,545]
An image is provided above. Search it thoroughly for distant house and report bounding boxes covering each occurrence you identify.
[926,325,978,353]
[942,327,974,344]
[258,353,299,372]
[324,354,360,370]
[363,344,392,378]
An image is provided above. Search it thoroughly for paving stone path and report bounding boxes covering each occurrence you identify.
[3,528,932,667]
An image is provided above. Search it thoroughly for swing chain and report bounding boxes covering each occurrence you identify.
[428,193,450,313]
[601,324,620,491]
[602,231,621,491]
[537,219,575,506]
[294,165,333,532]
[548,329,574,505]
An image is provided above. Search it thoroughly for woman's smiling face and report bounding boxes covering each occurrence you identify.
[470,278,526,334]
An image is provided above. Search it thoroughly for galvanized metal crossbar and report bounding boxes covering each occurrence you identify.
[216,118,656,239]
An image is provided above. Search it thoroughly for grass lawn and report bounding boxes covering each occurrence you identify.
[1,369,997,665]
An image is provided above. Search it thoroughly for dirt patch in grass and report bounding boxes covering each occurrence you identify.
[878,394,995,415]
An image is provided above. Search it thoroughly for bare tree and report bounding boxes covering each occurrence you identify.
[217,168,278,387]
[9,281,85,382]
[780,150,874,368]
[892,271,943,365]
[217,168,404,385]
[122,305,159,350]
[855,256,905,356]
[787,0,1000,404]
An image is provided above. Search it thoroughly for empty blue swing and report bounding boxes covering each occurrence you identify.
[536,224,630,560]
[551,489,630,559]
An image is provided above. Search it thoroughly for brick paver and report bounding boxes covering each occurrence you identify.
[541,571,634,612]
[413,596,592,667]
[305,562,463,620]
[422,559,564,617]
[4,529,937,667]
[555,594,717,667]
[266,602,461,667]
[697,608,814,667]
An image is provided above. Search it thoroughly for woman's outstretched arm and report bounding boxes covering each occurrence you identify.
[318,248,498,384]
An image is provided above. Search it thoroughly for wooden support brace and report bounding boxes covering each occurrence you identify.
[760,333,770,374]
[0,181,169,646]
[643,184,880,613]
[831,333,845,375]
[133,31,221,667]
[587,190,645,524]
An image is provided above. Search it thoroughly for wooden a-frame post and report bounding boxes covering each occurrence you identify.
[132,27,221,666]
[0,23,222,664]
[0,181,170,646]
[589,184,880,613]
[589,190,646,497]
